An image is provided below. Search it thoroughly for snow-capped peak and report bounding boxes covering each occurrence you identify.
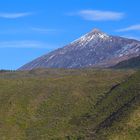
[90,28,109,38]
[70,28,109,46]
[91,28,103,34]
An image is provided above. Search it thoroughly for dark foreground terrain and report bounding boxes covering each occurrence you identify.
[0,68,140,140]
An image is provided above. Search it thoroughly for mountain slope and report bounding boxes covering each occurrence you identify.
[19,29,140,70]
[112,55,140,69]
[1,69,140,139]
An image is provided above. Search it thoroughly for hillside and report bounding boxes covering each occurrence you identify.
[19,29,140,70]
[112,55,140,69]
[0,69,140,140]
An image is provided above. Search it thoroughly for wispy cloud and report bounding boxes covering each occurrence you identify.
[68,10,124,21]
[0,12,32,19]
[0,40,57,49]
[31,28,58,34]
[0,28,29,34]
[117,24,140,32]
[0,27,58,35]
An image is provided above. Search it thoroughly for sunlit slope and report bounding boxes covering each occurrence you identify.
[0,69,138,140]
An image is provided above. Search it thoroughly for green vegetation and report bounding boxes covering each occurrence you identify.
[112,56,140,69]
[0,68,139,140]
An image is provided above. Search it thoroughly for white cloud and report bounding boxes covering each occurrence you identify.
[0,12,32,19]
[0,40,56,49]
[117,24,140,32]
[68,10,124,21]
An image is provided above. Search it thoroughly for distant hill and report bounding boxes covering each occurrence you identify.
[1,68,140,140]
[19,29,140,70]
[112,55,140,69]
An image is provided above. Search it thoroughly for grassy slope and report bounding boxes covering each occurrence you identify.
[112,56,140,69]
[88,70,140,140]
[0,69,139,140]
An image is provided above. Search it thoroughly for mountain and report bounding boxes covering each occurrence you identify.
[19,28,140,70]
[112,55,140,69]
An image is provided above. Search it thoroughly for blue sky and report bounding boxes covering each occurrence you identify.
[0,0,140,69]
